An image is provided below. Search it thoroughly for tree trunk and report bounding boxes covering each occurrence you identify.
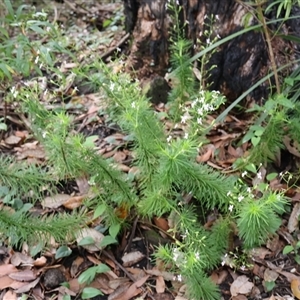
[123,0,300,104]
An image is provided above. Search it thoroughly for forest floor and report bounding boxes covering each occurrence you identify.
[1,1,300,300]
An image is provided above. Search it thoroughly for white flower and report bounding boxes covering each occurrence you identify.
[238,195,244,202]
[221,253,228,266]
[131,101,136,108]
[227,191,232,197]
[10,86,18,98]
[246,187,251,193]
[197,118,202,124]
[195,252,200,260]
[191,100,198,108]
[184,132,189,139]
[177,274,182,282]
[257,172,262,180]
[241,171,247,178]
[109,82,115,91]
[228,204,234,212]
[197,108,203,115]
[181,115,189,124]
[34,56,39,64]
[167,135,172,143]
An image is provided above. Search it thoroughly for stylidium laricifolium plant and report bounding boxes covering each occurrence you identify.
[96,59,237,298]
[226,173,288,249]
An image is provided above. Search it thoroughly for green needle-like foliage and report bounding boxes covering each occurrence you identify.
[237,192,288,248]
[0,207,85,248]
[185,269,221,300]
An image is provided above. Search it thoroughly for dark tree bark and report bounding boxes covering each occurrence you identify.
[123,0,300,104]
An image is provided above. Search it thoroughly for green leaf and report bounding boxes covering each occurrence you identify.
[81,287,103,299]
[264,280,275,292]
[266,173,277,181]
[99,235,117,248]
[78,236,95,246]
[283,245,294,255]
[78,266,97,284]
[4,0,14,18]
[94,204,106,218]
[0,123,7,131]
[242,130,254,143]
[277,96,294,109]
[0,63,12,80]
[103,19,112,28]
[83,135,98,148]
[245,164,257,174]
[29,25,46,34]
[295,255,300,265]
[0,186,9,197]
[55,246,72,259]
[62,295,71,300]
[96,263,111,273]
[109,223,120,239]
[251,136,261,147]
[284,77,294,86]
[254,128,264,137]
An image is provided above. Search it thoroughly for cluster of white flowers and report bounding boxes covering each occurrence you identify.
[172,248,186,267]
[10,86,18,98]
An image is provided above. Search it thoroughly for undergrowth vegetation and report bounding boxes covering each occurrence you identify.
[1,0,300,299]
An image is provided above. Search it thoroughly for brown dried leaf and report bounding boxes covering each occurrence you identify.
[230,275,254,297]
[153,217,169,232]
[11,252,34,266]
[144,269,175,281]
[283,136,300,158]
[156,275,165,293]
[113,151,127,163]
[122,251,145,267]
[76,176,90,195]
[232,296,248,300]
[62,195,85,210]
[15,277,40,293]
[3,290,17,300]
[291,278,300,299]
[90,273,115,294]
[0,275,14,289]
[109,277,130,290]
[116,163,130,172]
[76,228,104,252]
[41,194,71,209]
[108,282,131,300]
[5,135,22,146]
[33,256,47,267]
[9,269,37,281]
[288,203,300,233]
[114,275,149,300]
[17,148,45,160]
[0,264,18,276]
[264,268,279,282]
[70,256,84,277]
[250,247,272,260]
